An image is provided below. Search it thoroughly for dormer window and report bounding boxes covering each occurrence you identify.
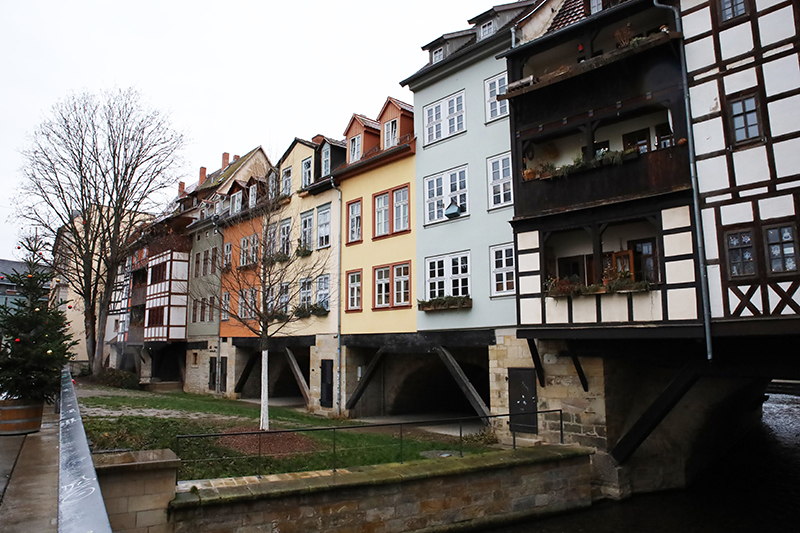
[432,47,444,63]
[268,172,278,199]
[249,184,257,208]
[590,0,603,15]
[384,119,398,149]
[281,168,292,196]
[215,200,222,215]
[350,134,362,163]
[302,157,312,188]
[231,191,242,214]
[480,20,494,39]
[322,146,331,176]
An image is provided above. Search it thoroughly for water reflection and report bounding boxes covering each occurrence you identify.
[488,394,800,532]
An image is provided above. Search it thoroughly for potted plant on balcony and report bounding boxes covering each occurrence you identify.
[417,295,473,311]
[295,243,312,258]
[0,238,74,435]
[293,305,312,319]
[544,276,583,298]
[537,162,557,180]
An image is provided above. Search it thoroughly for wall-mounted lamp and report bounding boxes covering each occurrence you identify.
[445,198,461,219]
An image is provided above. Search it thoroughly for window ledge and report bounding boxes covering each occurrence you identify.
[346,239,363,247]
[422,129,468,149]
[423,214,470,228]
[484,114,509,126]
[372,229,412,242]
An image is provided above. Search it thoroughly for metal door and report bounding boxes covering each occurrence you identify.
[320,359,333,408]
[220,357,227,393]
[208,357,216,391]
[508,367,537,434]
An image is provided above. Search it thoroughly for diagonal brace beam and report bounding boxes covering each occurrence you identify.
[345,348,385,410]
[526,339,546,387]
[285,347,310,405]
[435,346,491,421]
[234,353,259,394]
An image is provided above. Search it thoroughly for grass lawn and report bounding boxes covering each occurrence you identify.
[80,390,493,480]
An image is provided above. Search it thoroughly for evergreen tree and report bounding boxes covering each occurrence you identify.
[0,237,74,403]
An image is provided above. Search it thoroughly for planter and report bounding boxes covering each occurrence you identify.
[523,169,537,181]
[418,297,473,312]
[0,399,44,435]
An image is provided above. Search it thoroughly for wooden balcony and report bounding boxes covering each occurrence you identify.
[131,286,147,307]
[515,146,691,219]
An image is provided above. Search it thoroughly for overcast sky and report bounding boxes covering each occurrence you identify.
[0,0,493,258]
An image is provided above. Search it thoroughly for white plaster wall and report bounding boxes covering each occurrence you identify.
[720,202,755,225]
[662,206,692,230]
[772,137,800,178]
[547,229,592,259]
[763,54,800,97]
[602,221,658,253]
[632,291,663,322]
[719,22,754,60]
[733,145,770,186]
[768,94,800,137]
[545,297,568,323]
[666,259,696,284]
[171,306,187,326]
[518,252,540,273]
[663,232,694,256]
[683,7,712,39]
[520,297,542,324]
[759,7,796,47]
[518,231,539,250]
[757,0,784,10]
[723,67,757,94]
[693,118,727,155]
[701,208,719,261]
[759,195,795,220]
[741,186,769,197]
[690,80,721,118]
[601,295,628,322]
[519,274,541,295]
[685,37,716,72]
[667,288,698,320]
[707,264,724,318]
[572,297,597,323]
[697,155,730,193]
[681,0,708,11]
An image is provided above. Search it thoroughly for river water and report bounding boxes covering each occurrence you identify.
[487,394,800,532]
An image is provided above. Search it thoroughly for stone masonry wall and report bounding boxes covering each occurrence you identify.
[183,335,219,395]
[308,333,337,415]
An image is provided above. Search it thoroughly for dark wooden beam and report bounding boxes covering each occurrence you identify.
[345,348,385,410]
[526,339,546,387]
[566,351,589,392]
[435,346,491,421]
[284,347,310,405]
[234,354,258,394]
[610,361,703,465]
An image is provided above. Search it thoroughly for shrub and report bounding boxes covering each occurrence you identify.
[90,368,140,390]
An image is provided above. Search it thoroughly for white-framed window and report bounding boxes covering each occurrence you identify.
[250,233,259,263]
[490,244,515,296]
[426,251,470,299]
[281,168,292,196]
[300,279,312,307]
[279,219,291,255]
[393,187,409,232]
[384,119,398,149]
[231,191,243,214]
[349,134,362,163]
[224,242,232,267]
[348,200,362,243]
[266,286,275,314]
[221,292,230,320]
[424,166,468,224]
[487,152,512,208]
[249,184,257,208]
[375,193,390,237]
[266,223,277,254]
[249,288,259,317]
[301,157,312,188]
[432,47,443,63]
[322,146,331,176]
[268,172,278,199]
[317,205,331,248]
[375,267,391,308]
[215,200,222,214]
[480,20,494,39]
[279,283,290,313]
[423,91,465,145]
[347,271,361,310]
[485,73,508,120]
[300,211,314,250]
[590,0,603,14]
[240,236,250,265]
[239,289,249,319]
[316,274,330,310]
[394,263,410,306]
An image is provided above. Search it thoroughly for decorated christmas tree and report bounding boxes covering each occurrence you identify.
[0,237,74,404]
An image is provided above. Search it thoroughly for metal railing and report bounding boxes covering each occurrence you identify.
[175,410,563,481]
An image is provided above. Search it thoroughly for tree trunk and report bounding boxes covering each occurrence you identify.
[84,308,96,371]
[92,263,118,375]
[260,348,269,430]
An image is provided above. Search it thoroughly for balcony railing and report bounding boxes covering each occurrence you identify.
[516,146,691,218]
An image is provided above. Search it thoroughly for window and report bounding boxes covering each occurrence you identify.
[231,191,242,214]
[302,157,312,188]
[194,253,200,278]
[223,242,232,268]
[426,252,470,299]
[250,234,259,263]
[300,211,314,250]
[281,168,292,196]
[316,274,330,310]
[349,135,362,163]
[300,279,312,307]
[490,244,515,296]
[249,184,257,208]
[384,119,398,149]
[375,267,390,308]
[208,296,215,322]
[347,271,361,310]
[423,91,465,145]
[200,297,207,322]
[148,306,165,327]
[211,247,218,274]
[279,283,290,313]
[623,128,650,154]
[317,205,331,248]
[348,200,362,243]
[240,236,250,265]
[590,0,603,14]
[485,73,508,120]
[239,290,248,319]
[266,286,275,314]
[425,166,468,224]
[279,219,291,255]
[151,263,167,284]
[266,223,277,254]
[432,47,443,63]
[375,193,390,237]
[655,123,674,149]
[394,188,409,232]
[765,225,797,274]
[268,172,278,199]
[202,250,209,276]
[726,230,756,278]
[480,20,493,39]
[322,146,331,176]
[731,96,760,143]
[629,238,659,283]
[488,153,512,208]
[221,292,229,320]
[720,0,746,21]
[394,263,410,306]
[192,299,198,323]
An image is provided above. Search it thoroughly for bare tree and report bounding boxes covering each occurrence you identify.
[19,88,185,374]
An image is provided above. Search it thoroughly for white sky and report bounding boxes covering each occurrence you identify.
[0,0,493,258]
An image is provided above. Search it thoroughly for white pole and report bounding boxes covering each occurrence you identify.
[260,348,269,430]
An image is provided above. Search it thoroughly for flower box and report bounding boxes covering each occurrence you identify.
[417,296,472,312]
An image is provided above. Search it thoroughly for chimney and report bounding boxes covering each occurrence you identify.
[233,154,240,161]
[312,134,325,144]
[199,166,207,185]
[178,181,185,196]
[222,152,230,169]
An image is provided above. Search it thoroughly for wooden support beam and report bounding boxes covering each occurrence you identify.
[563,350,588,392]
[610,361,703,465]
[284,347,310,405]
[234,354,258,394]
[526,339,546,387]
[345,348,385,410]
[434,346,491,421]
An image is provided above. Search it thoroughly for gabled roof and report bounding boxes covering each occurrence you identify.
[378,97,414,120]
[547,0,585,33]
[197,146,261,192]
[214,146,273,197]
[422,28,476,51]
[468,0,538,24]
[343,114,381,137]
[318,136,347,149]
[277,137,319,167]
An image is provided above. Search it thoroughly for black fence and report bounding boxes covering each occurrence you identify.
[175,410,563,481]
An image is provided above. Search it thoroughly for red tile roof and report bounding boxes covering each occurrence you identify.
[547,0,586,33]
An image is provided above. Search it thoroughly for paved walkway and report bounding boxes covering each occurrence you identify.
[0,411,60,532]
